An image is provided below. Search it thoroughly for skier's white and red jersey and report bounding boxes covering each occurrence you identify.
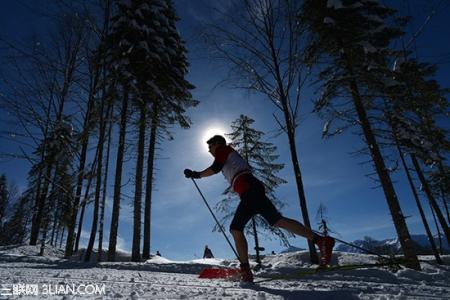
[207,143,283,234]
[210,145,253,195]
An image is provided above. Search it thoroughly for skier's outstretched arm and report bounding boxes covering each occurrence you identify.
[184,147,224,179]
[198,167,216,178]
[184,167,216,179]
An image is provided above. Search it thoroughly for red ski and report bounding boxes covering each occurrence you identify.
[198,268,241,279]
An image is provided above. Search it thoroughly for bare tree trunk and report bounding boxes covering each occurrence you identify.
[30,91,54,245]
[282,104,318,263]
[396,143,442,264]
[108,88,129,261]
[75,195,88,252]
[30,166,53,245]
[30,179,43,245]
[267,28,318,264]
[98,105,113,262]
[30,94,55,245]
[50,203,59,247]
[59,226,65,249]
[429,203,443,254]
[92,0,113,262]
[54,223,60,247]
[410,154,450,248]
[143,104,158,260]
[85,98,110,262]
[39,227,48,256]
[341,50,420,270]
[65,89,94,257]
[65,0,111,258]
[75,156,97,253]
[441,188,450,225]
[48,164,62,247]
[55,216,64,248]
[33,13,84,245]
[132,104,147,262]
[437,162,450,224]
[40,166,57,255]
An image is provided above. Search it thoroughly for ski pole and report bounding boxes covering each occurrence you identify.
[190,178,242,263]
[314,230,400,265]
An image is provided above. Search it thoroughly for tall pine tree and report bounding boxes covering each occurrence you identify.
[0,193,32,246]
[105,0,196,261]
[380,58,450,249]
[142,0,197,260]
[301,0,420,269]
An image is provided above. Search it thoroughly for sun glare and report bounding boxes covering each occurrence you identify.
[201,127,228,152]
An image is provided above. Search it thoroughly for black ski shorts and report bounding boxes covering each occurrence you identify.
[229,176,283,232]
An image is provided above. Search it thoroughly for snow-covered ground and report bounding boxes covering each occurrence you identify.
[0,245,449,299]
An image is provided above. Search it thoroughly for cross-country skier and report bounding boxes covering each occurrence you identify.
[184,135,335,283]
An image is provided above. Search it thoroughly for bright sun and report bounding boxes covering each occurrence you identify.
[201,127,228,151]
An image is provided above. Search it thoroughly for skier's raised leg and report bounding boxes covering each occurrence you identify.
[273,217,315,239]
[274,217,335,266]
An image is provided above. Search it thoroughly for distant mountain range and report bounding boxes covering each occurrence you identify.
[279,234,449,255]
[335,234,449,255]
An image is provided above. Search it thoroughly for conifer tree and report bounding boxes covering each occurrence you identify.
[48,157,75,247]
[103,0,157,261]
[301,0,420,269]
[106,0,167,262]
[104,0,197,260]
[105,0,196,261]
[38,117,77,255]
[0,193,31,245]
[375,58,450,249]
[142,0,197,260]
[429,166,450,224]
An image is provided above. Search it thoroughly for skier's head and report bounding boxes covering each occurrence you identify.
[207,135,226,156]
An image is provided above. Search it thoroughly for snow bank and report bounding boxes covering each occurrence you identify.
[0,244,64,262]
[0,246,449,299]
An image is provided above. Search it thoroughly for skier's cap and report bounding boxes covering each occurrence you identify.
[206,135,226,145]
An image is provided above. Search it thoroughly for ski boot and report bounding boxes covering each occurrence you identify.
[239,263,254,283]
[315,235,335,267]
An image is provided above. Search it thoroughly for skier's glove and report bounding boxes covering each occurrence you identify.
[184,169,200,179]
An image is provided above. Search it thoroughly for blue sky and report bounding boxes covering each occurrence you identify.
[0,0,449,260]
